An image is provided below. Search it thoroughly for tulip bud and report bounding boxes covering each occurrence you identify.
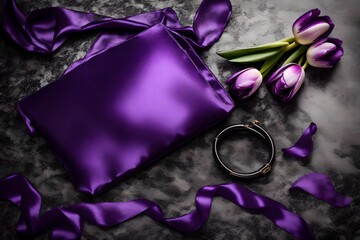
[266,63,305,102]
[292,9,334,45]
[306,38,343,68]
[225,68,263,100]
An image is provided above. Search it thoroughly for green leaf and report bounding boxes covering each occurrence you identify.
[217,41,289,60]
[229,48,282,63]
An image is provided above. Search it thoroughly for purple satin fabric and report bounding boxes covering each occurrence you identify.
[290,173,352,207]
[0,174,314,240]
[282,123,317,158]
[3,0,232,53]
[4,0,235,194]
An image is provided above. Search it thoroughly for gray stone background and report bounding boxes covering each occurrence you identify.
[0,0,359,239]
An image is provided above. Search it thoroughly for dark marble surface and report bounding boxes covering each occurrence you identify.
[1,0,359,239]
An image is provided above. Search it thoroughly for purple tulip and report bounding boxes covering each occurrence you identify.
[226,68,263,100]
[306,38,344,68]
[266,63,305,102]
[292,9,334,45]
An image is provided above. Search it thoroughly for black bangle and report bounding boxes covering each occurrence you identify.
[213,120,275,179]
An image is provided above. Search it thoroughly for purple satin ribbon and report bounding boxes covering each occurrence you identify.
[0,174,314,240]
[282,123,317,158]
[290,173,352,207]
[3,0,231,54]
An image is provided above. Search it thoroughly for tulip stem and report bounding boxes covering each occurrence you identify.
[283,45,309,65]
[260,42,299,77]
[285,42,299,51]
[276,37,295,43]
[298,54,306,66]
[302,60,309,70]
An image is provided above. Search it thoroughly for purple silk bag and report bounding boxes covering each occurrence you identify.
[5,0,234,194]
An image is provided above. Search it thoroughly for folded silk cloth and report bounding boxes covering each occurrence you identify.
[4,0,234,194]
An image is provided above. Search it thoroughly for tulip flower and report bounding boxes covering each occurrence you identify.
[292,9,334,45]
[218,8,342,104]
[306,38,343,68]
[226,68,263,100]
[266,63,305,102]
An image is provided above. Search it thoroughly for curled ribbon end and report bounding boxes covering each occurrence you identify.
[281,148,309,158]
[290,173,352,208]
[309,122,317,134]
[282,122,318,159]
